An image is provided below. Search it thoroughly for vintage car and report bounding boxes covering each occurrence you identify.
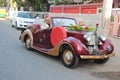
[20,17,115,68]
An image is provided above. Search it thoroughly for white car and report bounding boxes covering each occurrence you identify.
[11,11,43,29]
[34,13,44,25]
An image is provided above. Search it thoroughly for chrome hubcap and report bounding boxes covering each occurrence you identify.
[26,38,30,49]
[65,52,71,61]
[63,50,73,65]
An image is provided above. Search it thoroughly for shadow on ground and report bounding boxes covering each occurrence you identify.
[91,71,120,80]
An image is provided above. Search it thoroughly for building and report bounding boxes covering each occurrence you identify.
[113,0,120,8]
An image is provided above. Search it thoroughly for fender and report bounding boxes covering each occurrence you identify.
[101,38,114,54]
[21,29,33,47]
[63,37,90,56]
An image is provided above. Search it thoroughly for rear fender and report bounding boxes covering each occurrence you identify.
[63,37,89,56]
[21,29,33,47]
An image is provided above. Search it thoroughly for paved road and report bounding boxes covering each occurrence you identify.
[0,19,120,80]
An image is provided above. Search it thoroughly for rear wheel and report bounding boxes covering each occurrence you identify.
[25,36,31,50]
[61,46,79,68]
[94,58,109,64]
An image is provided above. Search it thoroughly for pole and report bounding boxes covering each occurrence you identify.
[102,0,113,34]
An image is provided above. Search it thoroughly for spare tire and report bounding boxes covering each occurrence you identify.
[51,27,67,47]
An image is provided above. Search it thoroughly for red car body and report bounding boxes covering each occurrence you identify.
[20,17,115,68]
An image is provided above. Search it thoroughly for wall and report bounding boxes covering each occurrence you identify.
[50,13,102,28]
[50,3,102,14]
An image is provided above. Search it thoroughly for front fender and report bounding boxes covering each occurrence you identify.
[63,37,90,56]
[21,29,33,47]
[101,38,114,54]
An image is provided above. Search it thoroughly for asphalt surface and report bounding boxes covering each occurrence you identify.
[0,19,120,80]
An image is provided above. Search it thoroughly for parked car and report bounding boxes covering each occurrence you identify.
[34,13,44,25]
[11,11,44,29]
[19,17,115,68]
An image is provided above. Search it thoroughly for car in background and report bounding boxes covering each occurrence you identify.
[11,11,42,29]
[34,13,44,25]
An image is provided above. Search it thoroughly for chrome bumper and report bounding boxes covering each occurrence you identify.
[80,52,115,59]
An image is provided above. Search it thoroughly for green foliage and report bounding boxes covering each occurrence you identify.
[12,0,49,11]
[0,0,7,7]
[12,0,21,3]
[64,0,73,5]
[77,24,83,30]
[55,0,60,5]
[69,24,83,31]
[86,27,95,32]
[69,24,95,32]
[69,24,76,30]
[40,0,48,3]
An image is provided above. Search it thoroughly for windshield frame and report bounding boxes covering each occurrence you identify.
[51,17,77,27]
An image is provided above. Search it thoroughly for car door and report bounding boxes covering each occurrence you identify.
[33,29,52,49]
[42,29,53,48]
[33,30,44,47]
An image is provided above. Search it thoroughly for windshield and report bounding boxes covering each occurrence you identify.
[18,12,35,18]
[52,18,77,27]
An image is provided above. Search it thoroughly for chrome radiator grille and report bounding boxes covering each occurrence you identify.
[87,34,96,54]
[87,34,96,46]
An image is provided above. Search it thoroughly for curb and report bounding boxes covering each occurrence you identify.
[0,18,6,20]
[0,17,11,20]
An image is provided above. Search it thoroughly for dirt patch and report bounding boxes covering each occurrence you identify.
[91,71,120,80]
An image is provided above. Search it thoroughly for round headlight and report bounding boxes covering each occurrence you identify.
[84,34,91,42]
[99,34,106,41]
[107,45,112,51]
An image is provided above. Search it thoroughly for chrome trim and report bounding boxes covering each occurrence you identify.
[80,52,115,59]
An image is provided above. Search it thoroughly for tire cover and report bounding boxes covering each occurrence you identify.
[51,27,67,47]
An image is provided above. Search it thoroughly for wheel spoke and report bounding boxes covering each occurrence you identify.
[25,37,31,49]
[61,46,79,68]
[63,50,73,65]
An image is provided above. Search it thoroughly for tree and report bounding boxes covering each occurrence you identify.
[13,0,49,11]
[63,0,73,4]
[55,0,60,5]
[40,0,49,11]
[0,0,7,7]
[12,0,23,10]
[27,0,35,11]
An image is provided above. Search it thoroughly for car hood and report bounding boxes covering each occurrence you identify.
[67,30,88,43]
[17,17,36,22]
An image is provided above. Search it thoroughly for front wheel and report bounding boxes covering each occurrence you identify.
[94,58,109,64]
[61,46,79,68]
[25,36,31,50]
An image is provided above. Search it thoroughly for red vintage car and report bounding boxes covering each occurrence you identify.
[20,17,115,68]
